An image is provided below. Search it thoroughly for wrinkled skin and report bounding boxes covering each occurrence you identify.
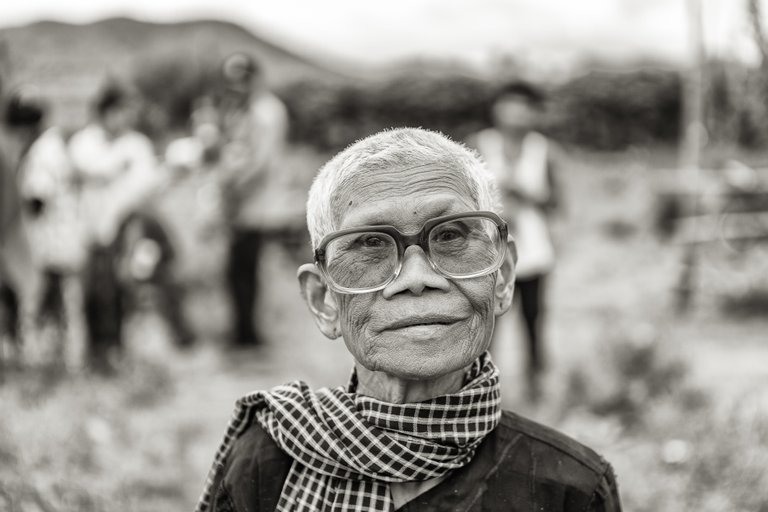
[299,163,514,403]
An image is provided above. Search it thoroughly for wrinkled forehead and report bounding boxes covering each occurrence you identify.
[329,159,479,226]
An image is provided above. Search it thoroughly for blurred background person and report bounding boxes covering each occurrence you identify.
[216,52,289,348]
[472,81,562,402]
[113,207,194,349]
[69,82,163,371]
[160,93,229,274]
[164,95,222,178]
[0,88,42,358]
[5,87,86,365]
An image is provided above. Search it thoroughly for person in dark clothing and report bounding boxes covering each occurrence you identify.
[515,273,545,380]
[210,410,620,512]
[197,128,621,512]
[0,282,20,343]
[225,228,263,346]
[82,245,123,370]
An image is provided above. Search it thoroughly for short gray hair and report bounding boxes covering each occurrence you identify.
[305,127,500,250]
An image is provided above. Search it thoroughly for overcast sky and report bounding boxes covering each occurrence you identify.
[0,0,759,73]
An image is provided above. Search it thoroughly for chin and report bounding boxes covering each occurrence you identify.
[380,358,458,381]
[368,343,477,381]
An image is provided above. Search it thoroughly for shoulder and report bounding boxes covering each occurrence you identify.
[69,124,103,147]
[261,92,287,113]
[214,421,291,512]
[37,127,66,145]
[523,131,550,153]
[118,131,154,150]
[250,93,288,123]
[471,128,501,150]
[496,410,608,475]
[68,126,107,167]
[227,419,288,465]
[479,411,621,510]
[528,131,566,162]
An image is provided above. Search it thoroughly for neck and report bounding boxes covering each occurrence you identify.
[100,121,126,140]
[102,127,120,140]
[354,364,468,403]
[500,126,528,140]
[20,127,42,154]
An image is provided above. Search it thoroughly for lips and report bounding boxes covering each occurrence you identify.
[383,314,466,331]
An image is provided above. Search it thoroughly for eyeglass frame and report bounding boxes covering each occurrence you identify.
[314,211,511,294]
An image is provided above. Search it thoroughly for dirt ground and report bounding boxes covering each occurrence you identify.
[1,146,767,511]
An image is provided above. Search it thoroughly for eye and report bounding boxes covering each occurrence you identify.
[348,233,392,250]
[360,234,387,247]
[434,228,462,242]
[431,222,469,243]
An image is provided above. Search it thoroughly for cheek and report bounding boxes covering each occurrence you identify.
[459,276,497,320]
[337,294,375,339]
[457,278,497,342]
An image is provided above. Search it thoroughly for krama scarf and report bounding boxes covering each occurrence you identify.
[196,352,501,512]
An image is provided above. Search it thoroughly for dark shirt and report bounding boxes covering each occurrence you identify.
[209,410,622,511]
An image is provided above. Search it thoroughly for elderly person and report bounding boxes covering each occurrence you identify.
[197,128,621,511]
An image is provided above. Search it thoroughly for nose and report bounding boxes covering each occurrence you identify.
[382,245,450,298]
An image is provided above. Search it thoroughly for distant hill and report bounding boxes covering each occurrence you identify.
[0,17,346,129]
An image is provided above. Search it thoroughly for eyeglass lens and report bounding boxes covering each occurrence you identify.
[323,216,502,291]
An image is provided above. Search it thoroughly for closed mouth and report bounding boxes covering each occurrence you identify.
[385,316,464,330]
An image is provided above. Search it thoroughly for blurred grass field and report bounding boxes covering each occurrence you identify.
[2,146,768,512]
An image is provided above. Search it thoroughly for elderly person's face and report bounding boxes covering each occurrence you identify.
[299,162,514,384]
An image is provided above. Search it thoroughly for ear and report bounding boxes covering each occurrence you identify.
[297,263,342,339]
[494,249,515,317]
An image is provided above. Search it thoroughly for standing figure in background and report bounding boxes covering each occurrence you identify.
[0,91,42,356]
[69,83,161,371]
[217,53,289,347]
[5,88,86,365]
[473,81,561,402]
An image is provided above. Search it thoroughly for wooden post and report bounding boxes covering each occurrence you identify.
[676,0,706,312]
[680,0,705,173]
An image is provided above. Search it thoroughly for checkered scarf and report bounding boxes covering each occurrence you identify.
[196,352,501,512]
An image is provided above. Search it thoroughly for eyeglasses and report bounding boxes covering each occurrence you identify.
[314,211,510,294]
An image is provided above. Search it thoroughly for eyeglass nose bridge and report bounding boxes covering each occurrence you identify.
[395,228,430,253]
[388,223,453,282]
[388,220,442,266]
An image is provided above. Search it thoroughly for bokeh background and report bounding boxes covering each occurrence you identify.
[1,1,768,511]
